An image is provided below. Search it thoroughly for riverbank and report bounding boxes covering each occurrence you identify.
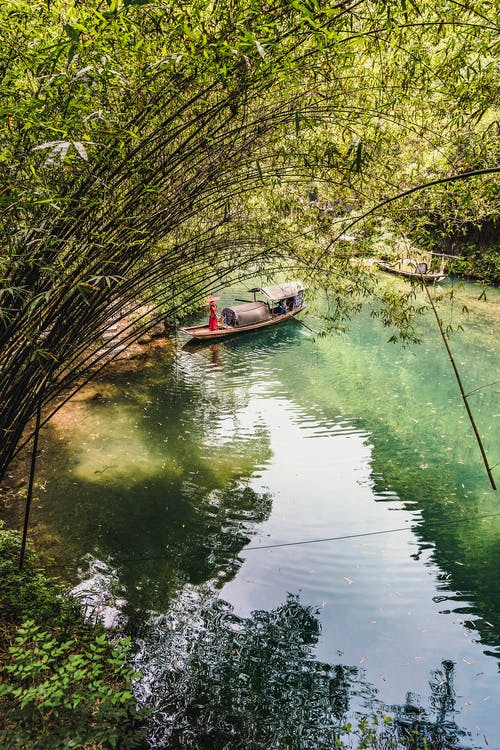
[0,302,175,544]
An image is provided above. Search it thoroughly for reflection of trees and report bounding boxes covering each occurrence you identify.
[33,324,304,614]
[272,306,500,659]
[63,481,273,616]
[33,352,274,613]
[136,592,359,749]
[135,592,468,750]
[370,425,500,656]
[392,660,467,750]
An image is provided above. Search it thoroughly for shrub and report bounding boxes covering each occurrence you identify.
[0,524,145,750]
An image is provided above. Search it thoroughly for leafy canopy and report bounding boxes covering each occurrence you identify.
[0,0,499,477]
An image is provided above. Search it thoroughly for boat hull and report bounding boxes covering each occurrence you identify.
[181,305,305,340]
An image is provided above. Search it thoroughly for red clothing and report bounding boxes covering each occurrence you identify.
[209,303,218,331]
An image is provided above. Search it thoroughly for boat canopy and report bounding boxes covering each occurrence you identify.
[221,301,272,327]
[248,281,305,301]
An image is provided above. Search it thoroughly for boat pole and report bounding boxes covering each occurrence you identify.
[290,314,317,335]
[422,281,496,491]
[19,397,42,570]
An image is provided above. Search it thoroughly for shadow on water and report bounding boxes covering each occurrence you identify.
[135,591,468,750]
[32,347,276,615]
[65,479,273,620]
[37,325,310,617]
[24,324,309,623]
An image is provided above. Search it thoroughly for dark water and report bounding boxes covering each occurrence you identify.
[28,279,499,748]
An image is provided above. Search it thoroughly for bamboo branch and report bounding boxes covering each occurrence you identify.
[422,279,496,491]
[19,396,42,570]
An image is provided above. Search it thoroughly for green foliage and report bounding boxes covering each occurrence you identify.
[0,524,65,623]
[0,622,142,750]
[1,0,499,480]
[0,524,144,750]
[446,243,500,285]
[369,287,427,346]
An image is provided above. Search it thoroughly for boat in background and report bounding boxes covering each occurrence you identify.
[376,257,447,282]
[181,281,306,340]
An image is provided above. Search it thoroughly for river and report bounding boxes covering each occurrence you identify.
[27,277,499,749]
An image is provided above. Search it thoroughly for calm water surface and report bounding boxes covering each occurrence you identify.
[30,279,499,748]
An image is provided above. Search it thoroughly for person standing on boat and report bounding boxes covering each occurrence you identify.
[208,298,219,331]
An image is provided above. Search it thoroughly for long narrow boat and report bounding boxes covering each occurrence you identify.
[376,260,447,283]
[181,281,306,341]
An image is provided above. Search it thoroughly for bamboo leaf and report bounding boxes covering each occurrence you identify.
[256,160,265,185]
[255,40,266,59]
[73,142,88,161]
[355,142,363,173]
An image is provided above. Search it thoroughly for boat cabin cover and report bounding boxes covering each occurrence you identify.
[221,281,305,327]
[248,281,305,301]
[221,301,271,327]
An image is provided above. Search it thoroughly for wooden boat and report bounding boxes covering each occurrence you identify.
[376,259,447,283]
[181,281,306,340]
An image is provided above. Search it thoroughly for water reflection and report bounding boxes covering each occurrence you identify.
[223,287,500,660]
[34,350,275,612]
[134,589,468,750]
[368,410,500,656]
[180,320,308,364]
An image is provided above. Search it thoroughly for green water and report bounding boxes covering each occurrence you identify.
[27,278,499,748]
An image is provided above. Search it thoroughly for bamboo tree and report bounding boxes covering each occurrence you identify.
[1,0,499,480]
